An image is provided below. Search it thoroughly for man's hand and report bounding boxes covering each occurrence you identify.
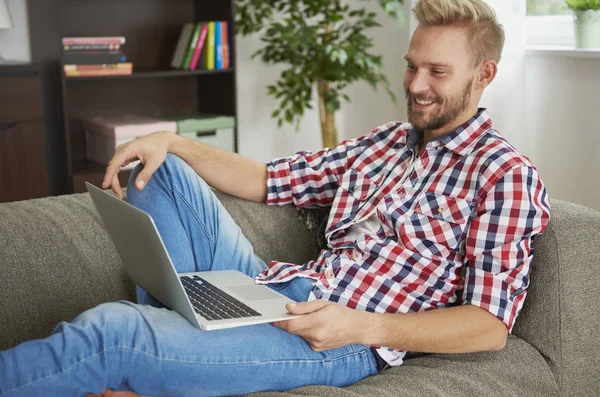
[102,131,176,200]
[271,300,370,352]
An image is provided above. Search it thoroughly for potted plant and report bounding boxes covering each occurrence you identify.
[236,0,404,148]
[566,0,600,48]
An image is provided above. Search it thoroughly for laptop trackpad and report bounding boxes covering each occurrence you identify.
[227,285,283,301]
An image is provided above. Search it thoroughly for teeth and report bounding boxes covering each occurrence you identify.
[415,99,433,105]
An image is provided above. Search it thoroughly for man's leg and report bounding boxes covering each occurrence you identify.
[0,154,379,396]
[125,153,270,306]
[1,297,377,396]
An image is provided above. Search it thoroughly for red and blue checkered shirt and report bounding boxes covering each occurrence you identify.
[255,109,551,363]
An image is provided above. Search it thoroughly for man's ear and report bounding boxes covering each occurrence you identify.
[476,60,498,90]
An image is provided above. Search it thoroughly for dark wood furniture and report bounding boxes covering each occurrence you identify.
[28,0,237,194]
[0,64,49,203]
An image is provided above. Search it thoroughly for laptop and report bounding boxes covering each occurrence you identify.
[85,182,305,330]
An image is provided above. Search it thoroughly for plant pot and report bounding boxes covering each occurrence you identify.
[574,10,600,49]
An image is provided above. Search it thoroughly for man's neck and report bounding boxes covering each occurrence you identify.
[418,107,480,153]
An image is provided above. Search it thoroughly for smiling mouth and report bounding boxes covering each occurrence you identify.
[415,98,434,105]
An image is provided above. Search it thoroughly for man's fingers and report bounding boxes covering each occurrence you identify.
[133,156,163,191]
[103,152,129,189]
[111,173,124,200]
[286,300,331,314]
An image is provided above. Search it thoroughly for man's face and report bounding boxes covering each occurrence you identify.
[404,24,479,133]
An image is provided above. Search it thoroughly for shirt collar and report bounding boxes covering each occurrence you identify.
[406,108,493,156]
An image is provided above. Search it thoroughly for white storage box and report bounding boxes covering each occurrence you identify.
[171,115,236,152]
[84,115,177,170]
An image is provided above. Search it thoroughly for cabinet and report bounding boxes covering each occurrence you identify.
[0,66,49,203]
[27,0,238,194]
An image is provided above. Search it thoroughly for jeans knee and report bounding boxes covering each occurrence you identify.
[73,302,144,346]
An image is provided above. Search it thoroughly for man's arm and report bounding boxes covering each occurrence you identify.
[274,300,507,353]
[102,131,268,202]
[361,304,508,353]
[168,134,268,203]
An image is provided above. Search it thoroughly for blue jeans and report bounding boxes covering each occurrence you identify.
[0,154,378,397]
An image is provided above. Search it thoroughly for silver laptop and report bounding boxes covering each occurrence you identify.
[86,182,304,330]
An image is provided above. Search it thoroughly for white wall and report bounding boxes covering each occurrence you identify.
[0,0,30,62]
[525,55,600,211]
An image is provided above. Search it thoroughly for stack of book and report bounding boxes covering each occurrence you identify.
[62,36,133,77]
[171,21,230,71]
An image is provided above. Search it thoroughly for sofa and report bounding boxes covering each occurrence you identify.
[1,191,599,397]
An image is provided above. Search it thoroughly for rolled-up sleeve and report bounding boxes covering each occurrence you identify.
[266,131,378,208]
[462,164,551,332]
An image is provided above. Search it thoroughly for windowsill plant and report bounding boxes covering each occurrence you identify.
[566,0,600,48]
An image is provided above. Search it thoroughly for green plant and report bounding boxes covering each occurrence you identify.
[235,0,404,148]
[565,0,600,11]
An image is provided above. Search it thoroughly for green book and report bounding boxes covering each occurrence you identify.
[205,21,216,70]
[181,23,202,69]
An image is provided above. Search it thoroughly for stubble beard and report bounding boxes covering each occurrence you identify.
[406,80,473,133]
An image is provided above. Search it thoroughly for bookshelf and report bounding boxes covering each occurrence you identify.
[28,0,238,194]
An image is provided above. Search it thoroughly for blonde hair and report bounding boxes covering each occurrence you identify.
[412,0,505,66]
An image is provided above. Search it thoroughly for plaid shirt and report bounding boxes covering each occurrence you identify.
[255,109,551,362]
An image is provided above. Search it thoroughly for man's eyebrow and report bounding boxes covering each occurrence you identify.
[403,55,452,69]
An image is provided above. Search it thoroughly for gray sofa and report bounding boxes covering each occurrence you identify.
[1,192,599,397]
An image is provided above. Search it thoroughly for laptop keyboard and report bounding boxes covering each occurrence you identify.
[180,276,262,321]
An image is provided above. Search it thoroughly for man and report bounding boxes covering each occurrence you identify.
[0,0,550,396]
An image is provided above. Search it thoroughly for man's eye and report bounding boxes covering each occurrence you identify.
[432,70,445,75]
[407,65,416,71]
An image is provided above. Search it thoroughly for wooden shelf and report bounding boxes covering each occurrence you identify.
[65,67,235,81]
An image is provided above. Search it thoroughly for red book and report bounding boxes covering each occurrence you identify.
[189,23,209,70]
[221,22,229,69]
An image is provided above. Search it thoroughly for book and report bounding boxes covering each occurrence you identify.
[221,22,230,69]
[189,23,209,70]
[205,22,216,70]
[170,23,194,69]
[215,21,223,70]
[62,37,126,45]
[62,51,127,65]
[182,24,202,70]
[63,43,123,52]
[64,63,133,77]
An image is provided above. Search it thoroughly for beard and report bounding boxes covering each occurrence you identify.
[406,80,473,132]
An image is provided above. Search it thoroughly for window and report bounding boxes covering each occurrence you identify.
[527,0,574,47]
[527,0,570,16]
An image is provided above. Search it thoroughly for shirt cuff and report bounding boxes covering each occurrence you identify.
[266,157,293,205]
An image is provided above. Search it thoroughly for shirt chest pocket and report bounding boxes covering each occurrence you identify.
[401,192,473,254]
[338,169,379,202]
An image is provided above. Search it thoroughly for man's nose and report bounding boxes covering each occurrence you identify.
[408,71,431,95]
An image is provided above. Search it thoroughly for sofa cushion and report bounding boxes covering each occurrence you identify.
[0,193,136,350]
[245,335,558,397]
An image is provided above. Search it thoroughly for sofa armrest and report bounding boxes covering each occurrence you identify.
[512,199,600,396]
